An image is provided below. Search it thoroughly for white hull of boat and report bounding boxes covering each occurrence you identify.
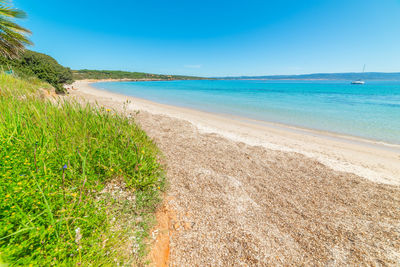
[351,80,365,84]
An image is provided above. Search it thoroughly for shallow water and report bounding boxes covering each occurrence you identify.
[93,80,400,144]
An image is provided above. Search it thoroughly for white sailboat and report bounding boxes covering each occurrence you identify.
[351,65,366,84]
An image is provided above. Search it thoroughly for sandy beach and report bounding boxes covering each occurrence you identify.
[68,80,400,265]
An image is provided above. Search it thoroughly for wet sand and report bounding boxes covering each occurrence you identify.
[68,80,400,265]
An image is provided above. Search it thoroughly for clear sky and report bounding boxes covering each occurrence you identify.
[14,0,400,77]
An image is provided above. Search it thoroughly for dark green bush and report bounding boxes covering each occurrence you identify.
[0,50,73,93]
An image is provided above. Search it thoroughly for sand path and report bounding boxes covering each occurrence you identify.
[69,81,400,265]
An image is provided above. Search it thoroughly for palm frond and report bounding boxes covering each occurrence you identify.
[0,7,26,19]
[0,18,31,34]
[0,0,32,58]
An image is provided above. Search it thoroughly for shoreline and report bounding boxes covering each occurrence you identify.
[90,79,400,148]
[69,80,400,186]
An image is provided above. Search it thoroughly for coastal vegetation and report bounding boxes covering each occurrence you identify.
[0,50,73,93]
[0,73,165,265]
[73,69,204,80]
[0,2,170,264]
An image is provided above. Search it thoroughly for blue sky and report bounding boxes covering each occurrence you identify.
[14,0,400,77]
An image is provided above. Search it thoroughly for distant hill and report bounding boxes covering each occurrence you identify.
[222,72,400,81]
[73,69,205,80]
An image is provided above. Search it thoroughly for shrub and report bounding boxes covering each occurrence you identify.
[0,50,73,93]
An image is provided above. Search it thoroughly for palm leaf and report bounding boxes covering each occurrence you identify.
[0,0,32,59]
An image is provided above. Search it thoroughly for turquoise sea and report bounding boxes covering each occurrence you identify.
[93,80,400,144]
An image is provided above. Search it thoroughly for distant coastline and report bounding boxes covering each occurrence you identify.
[219,72,400,81]
[72,70,400,82]
[221,78,344,81]
[72,69,208,81]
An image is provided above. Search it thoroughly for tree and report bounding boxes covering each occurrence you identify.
[0,0,32,59]
[0,50,74,93]
[20,50,73,92]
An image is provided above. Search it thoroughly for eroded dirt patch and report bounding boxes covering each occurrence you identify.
[147,200,173,267]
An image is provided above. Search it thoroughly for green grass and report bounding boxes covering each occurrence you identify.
[0,74,165,265]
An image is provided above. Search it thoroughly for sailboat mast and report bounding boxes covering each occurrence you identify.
[351,65,366,84]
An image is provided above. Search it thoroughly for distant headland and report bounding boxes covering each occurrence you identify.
[220,72,400,81]
[73,70,400,81]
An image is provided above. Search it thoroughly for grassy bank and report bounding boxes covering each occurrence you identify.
[0,74,165,265]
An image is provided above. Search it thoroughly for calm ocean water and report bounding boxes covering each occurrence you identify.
[93,80,400,144]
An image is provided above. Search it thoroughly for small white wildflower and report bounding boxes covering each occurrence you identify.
[75,227,82,245]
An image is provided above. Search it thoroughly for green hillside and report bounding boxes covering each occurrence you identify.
[73,69,204,80]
